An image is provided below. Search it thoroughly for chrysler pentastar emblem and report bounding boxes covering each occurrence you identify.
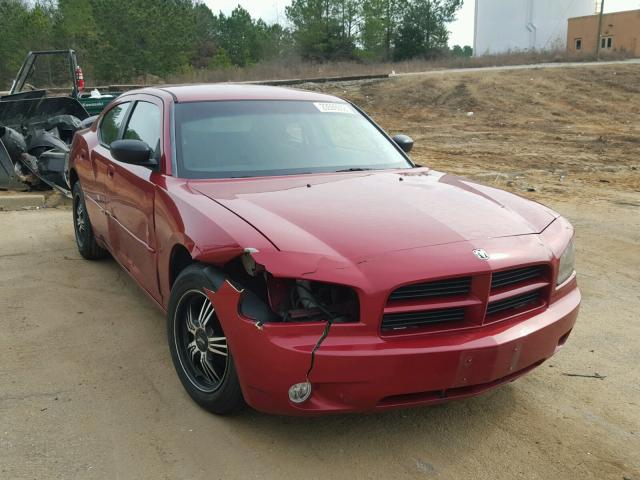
[473,249,490,260]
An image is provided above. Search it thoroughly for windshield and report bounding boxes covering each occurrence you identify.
[174,100,412,178]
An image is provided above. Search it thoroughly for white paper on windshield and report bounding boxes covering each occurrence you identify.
[313,102,354,114]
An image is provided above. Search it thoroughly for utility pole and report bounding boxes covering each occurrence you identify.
[595,0,605,60]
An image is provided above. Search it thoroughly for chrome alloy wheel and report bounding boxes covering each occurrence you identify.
[73,195,87,248]
[174,289,229,393]
[75,200,86,236]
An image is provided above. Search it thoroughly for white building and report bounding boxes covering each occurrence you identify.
[473,0,596,55]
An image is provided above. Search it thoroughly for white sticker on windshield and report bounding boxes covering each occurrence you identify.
[313,102,354,114]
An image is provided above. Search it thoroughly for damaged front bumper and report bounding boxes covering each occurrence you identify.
[207,278,580,416]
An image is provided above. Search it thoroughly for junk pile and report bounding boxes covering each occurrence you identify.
[0,96,93,196]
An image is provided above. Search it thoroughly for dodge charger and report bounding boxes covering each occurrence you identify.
[68,84,580,415]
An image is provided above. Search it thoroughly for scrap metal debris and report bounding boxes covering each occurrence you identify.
[562,372,607,380]
[0,96,90,196]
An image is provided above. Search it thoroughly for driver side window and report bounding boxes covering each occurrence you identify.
[99,102,131,147]
[123,101,162,160]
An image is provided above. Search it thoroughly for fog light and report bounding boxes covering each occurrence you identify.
[288,382,312,404]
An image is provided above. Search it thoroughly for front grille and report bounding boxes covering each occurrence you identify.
[389,277,471,301]
[382,264,550,334]
[491,266,544,290]
[486,291,541,316]
[382,307,465,330]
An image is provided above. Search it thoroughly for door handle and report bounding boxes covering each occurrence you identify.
[107,165,115,178]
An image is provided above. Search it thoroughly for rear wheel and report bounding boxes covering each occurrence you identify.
[167,264,244,415]
[72,182,107,260]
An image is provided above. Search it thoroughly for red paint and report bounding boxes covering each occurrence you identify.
[70,85,580,415]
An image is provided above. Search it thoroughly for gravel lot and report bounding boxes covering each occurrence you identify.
[1,63,639,479]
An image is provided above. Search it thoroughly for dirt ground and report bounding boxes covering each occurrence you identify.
[1,63,639,479]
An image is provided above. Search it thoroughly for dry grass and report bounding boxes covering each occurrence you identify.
[162,49,635,85]
[302,63,640,206]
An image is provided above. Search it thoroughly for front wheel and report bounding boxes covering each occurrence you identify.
[72,182,107,260]
[167,264,244,415]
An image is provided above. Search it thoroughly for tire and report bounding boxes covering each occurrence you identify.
[167,263,245,415]
[72,182,108,260]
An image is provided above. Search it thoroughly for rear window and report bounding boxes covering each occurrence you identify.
[174,100,411,179]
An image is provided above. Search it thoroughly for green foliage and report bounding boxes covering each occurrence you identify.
[209,48,232,70]
[287,0,464,62]
[0,0,55,85]
[286,0,360,60]
[216,6,262,67]
[0,0,465,87]
[360,0,403,60]
[88,0,198,82]
[394,0,463,61]
[452,44,473,57]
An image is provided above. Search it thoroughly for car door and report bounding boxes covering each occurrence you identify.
[87,101,132,243]
[107,97,163,301]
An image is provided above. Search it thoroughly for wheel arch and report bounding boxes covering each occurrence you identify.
[168,244,247,291]
[68,167,79,189]
[169,243,194,289]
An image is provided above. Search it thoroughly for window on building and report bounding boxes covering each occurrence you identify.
[601,36,613,49]
[575,38,582,50]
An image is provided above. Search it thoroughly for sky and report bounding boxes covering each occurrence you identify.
[204,0,640,48]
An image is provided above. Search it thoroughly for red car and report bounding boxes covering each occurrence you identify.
[69,84,580,415]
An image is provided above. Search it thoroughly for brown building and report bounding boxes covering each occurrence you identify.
[567,9,640,56]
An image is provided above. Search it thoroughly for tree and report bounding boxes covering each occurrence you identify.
[0,0,466,88]
[254,22,293,62]
[89,0,197,82]
[0,0,56,88]
[216,6,259,67]
[360,0,406,61]
[394,0,463,61]
[451,44,473,57]
[286,0,359,60]
[191,2,218,69]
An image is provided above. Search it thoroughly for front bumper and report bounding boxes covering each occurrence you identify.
[208,281,580,416]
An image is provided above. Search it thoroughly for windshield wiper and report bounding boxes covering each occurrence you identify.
[334,167,373,172]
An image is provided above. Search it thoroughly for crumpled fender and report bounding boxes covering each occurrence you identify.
[205,281,325,412]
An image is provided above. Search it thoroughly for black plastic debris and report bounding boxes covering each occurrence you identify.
[0,96,89,196]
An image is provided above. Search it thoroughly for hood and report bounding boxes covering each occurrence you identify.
[191,169,557,261]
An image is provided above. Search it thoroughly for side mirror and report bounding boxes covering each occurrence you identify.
[110,139,154,166]
[393,134,414,153]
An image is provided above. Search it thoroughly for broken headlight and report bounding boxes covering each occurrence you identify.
[557,238,576,286]
[268,278,359,323]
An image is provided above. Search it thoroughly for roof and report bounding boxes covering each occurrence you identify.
[149,83,346,103]
[568,8,640,20]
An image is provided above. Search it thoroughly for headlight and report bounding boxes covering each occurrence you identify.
[267,278,360,323]
[557,238,576,285]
